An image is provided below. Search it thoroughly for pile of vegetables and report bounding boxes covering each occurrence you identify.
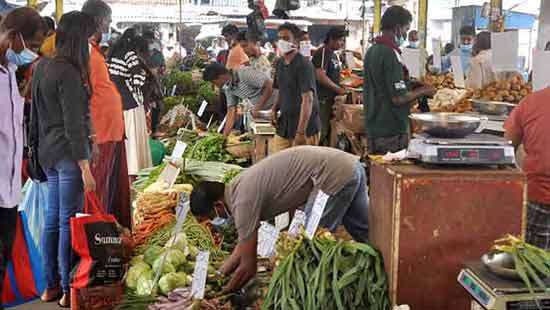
[221,168,241,184]
[132,164,198,193]
[148,287,232,310]
[263,230,391,310]
[132,192,179,246]
[186,133,233,163]
[493,235,550,296]
[163,71,194,96]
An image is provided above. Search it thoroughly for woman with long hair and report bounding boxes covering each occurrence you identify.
[107,28,153,176]
[0,6,45,304]
[32,11,96,307]
[466,31,497,89]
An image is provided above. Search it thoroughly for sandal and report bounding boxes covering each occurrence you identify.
[40,287,61,302]
[58,293,70,308]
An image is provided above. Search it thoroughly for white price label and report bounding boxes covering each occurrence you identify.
[197,100,208,117]
[275,212,290,231]
[217,116,227,133]
[191,251,210,299]
[288,210,306,237]
[159,163,180,189]
[305,190,330,239]
[174,193,190,235]
[257,222,280,258]
[171,85,177,96]
[432,39,442,70]
[170,140,187,162]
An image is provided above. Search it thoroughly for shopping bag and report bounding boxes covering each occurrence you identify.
[71,192,126,289]
[20,180,48,250]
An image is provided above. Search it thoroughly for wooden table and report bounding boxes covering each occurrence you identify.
[369,162,526,310]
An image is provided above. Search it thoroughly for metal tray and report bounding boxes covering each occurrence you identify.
[470,99,517,116]
[409,113,483,138]
[481,252,521,281]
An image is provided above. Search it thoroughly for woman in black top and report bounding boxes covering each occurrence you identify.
[32,11,96,307]
[107,28,152,176]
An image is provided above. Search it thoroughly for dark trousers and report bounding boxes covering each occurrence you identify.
[319,97,335,146]
[0,207,18,307]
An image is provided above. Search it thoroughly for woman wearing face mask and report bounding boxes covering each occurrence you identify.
[363,6,436,156]
[32,11,97,307]
[0,7,45,306]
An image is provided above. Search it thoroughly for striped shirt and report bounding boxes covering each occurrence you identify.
[107,51,147,110]
[223,66,273,109]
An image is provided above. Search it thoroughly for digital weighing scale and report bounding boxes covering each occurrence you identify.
[458,262,550,310]
[408,133,516,165]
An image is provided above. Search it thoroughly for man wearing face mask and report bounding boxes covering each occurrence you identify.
[312,27,347,146]
[364,6,436,155]
[81,0,132,228]
[0,7,45,306]
[456,25,475,75]
[407,30,419,49]
[272,22,321,151]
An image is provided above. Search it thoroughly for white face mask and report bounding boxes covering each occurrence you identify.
[278,39,296,55]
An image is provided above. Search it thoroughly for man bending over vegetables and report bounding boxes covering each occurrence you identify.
[190,146,369,292]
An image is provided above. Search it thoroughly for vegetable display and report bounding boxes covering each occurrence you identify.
[493,235,550,297]
[263,230,391,310]
[186,133,233,163]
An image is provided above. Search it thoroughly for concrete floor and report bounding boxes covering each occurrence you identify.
[9,299,62,310]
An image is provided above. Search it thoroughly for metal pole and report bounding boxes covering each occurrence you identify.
[418,0,428,49]
[179,0,183,57]
[362,0,366,54]
[490,0,503,32]
[55,0,63,22]
[27,0,37,8]
[373,0,382,35]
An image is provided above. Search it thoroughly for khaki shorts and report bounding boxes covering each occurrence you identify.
[270,134,320,154]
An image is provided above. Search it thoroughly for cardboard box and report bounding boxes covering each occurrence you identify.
[341,103,365,134]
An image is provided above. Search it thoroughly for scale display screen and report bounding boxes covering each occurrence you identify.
[459,272,491,306]
[437,148,505,162]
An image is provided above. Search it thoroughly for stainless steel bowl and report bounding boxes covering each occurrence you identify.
[409,113,482,138]
[481,252,521,281]
[471,99,517,116]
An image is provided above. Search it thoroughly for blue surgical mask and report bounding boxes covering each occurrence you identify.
[6,34,38,66]
[100,32,111,45]
[397,36,406,47]
[460,44,473,52]
[409,41,419,49]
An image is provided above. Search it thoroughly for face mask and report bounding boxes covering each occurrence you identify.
[278,39,295,55]
[6,34,38,66]
[409,41,419,48]
[394,28,406,47]
[101,32,111,45]
[460,44,473,52]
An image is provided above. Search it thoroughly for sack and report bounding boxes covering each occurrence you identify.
[71,192,126,289]
[70,282,124,310]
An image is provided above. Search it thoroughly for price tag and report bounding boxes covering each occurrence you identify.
[288,210,306,237]
[450,55,465,88]
[191,251,210,299]
[170,140,187,162]
[173,193,190,235]
[171,85,177,96]
[532,50,550,91]
[305,190,330,239]
[257,222,280,258]
[159,163,181,189]
[217,116,227,133]
[197,100,208,117]
[275,212,289,231]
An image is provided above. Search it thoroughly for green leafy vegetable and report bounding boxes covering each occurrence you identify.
[143,245,164,266]
[158,272,191,295]
[126,262,152,290]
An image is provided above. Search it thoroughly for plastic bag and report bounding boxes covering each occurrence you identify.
[19,180,48,250]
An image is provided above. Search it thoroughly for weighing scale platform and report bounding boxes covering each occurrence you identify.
[459,262,550,310]
[409,133,516,165]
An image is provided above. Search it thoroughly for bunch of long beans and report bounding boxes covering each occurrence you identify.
[263,231,391,310]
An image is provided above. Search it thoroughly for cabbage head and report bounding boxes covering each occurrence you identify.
[158,272,190,295]
[144,245,164,266]
[165,232,189,254]
[163,248,187,268]
[126,261,151,289]
[136,270,156,296]
[152,255,176,276]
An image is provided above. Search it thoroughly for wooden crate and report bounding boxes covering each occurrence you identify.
[369,163,526,310]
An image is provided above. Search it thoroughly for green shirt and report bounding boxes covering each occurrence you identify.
[363,43,410,138]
